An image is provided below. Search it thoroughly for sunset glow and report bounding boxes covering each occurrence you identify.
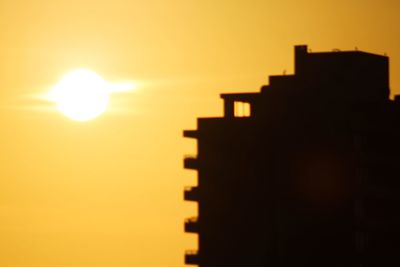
[48,69,137,121]
[49,69,109,121]
[0,0,399,267]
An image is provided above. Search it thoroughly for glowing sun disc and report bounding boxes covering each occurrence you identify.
[49,69,109,121]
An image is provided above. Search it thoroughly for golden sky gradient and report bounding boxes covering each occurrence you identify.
[0,1,399,266]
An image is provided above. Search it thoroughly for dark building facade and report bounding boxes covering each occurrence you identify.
[184,45,400,267]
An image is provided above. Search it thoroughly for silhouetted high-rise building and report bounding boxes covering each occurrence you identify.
[183,45,400,267]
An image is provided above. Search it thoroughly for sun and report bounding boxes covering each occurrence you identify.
[49,69,110,121]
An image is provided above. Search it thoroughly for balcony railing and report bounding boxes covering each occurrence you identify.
[184,155,198,170]
[184,186,199,201]
[185,217,199,233]
[185,250,199,265]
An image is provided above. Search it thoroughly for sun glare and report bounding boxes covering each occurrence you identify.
[49,69,110,121]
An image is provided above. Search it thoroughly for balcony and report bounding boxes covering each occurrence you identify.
[184,186,199,202]
[220,93,257,118]
[184,155,198,170]
[185,250,199,265]
[185,217,199,233]
[183,130,198,139]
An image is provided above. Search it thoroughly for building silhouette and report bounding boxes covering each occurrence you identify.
[183,45,400,267]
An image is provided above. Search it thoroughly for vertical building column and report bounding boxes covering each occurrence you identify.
[223,99,234,118]
[294,45,308,76]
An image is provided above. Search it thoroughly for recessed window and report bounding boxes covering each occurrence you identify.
[234,101,251,117]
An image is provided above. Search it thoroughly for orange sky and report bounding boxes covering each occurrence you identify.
[0,1,399,266]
